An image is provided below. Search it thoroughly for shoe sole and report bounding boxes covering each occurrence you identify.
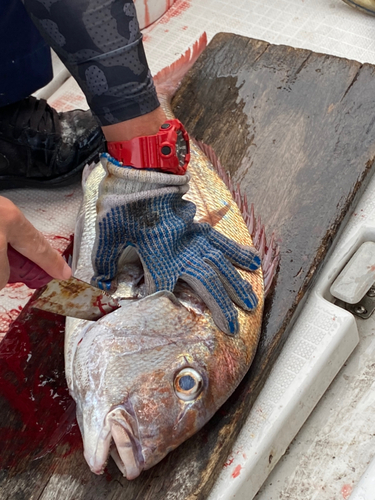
[0,146,103,191]
[341,0,375,15]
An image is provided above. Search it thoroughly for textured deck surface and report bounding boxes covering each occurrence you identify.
[2,31,375,499]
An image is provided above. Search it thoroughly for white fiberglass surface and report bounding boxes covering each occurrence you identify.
[2,1,375,499]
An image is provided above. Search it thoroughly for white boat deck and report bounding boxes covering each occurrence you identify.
[2,1,375,499]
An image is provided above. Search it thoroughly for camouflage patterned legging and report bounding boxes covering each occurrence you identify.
[22,0,159,126]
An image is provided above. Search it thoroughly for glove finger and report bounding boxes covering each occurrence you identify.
[181,260,240,336]
[203,249,259,311]
[199,224,261,271]
[92,217,128,290]
[132,222,180,293]
[140,253,178,295]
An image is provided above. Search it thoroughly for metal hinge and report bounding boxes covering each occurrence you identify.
[330,241,375,319]
[334,285,375,319]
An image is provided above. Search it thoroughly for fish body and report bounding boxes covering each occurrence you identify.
[65,35,269,479]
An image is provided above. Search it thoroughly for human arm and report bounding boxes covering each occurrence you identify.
[21,0,260,333]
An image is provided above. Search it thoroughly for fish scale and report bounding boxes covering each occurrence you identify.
[64,34,271,479]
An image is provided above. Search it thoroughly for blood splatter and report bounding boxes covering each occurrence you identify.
[223,456,234,468]
[158,0,191,24]
[93,295,119,316]
[104,468,113,482]
[143,0,150,27]
[341,484,353,499]
[47,234,71,246]
[232,464,242,478]
[3,282,33,301]
[0,241,82,475]
[5,282,27,291]
[0,306,25,337]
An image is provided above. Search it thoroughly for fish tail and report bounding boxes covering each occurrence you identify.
[195,140,280,296]
[153,32,208,102]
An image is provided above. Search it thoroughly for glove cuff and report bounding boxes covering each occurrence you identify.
[101,153,190,186]
[97,153,190,210]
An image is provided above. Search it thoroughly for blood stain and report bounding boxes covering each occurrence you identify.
[232,464,242,478]
[158,0,191,24]
[104,468,113,482]
[223,456,234,468]
[0,241,82,476]
[0,307,24,336]
[5,283,27,290]
[341,484,352,499]
[143,0,150,27]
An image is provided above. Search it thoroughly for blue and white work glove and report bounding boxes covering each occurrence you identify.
[92,153,261,335]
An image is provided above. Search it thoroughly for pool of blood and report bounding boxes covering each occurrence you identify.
[0,242,82,473]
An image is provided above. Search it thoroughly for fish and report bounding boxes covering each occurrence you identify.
[65,33,278,480]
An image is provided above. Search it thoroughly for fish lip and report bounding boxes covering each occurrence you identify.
[86,402,144,479]
[108,404,145,479]
[84,421,112,475]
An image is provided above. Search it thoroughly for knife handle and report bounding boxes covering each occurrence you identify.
[7,245,53,288]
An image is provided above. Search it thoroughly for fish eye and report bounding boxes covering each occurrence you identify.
[174,368,203,401]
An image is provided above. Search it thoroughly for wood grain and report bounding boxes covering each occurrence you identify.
[2,33,375,499]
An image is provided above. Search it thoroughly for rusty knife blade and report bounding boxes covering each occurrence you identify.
[32,276,120,320]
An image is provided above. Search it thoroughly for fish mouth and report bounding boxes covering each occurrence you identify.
[85,405,144,480]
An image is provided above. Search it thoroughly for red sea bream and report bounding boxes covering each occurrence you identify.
[65,34,277,479]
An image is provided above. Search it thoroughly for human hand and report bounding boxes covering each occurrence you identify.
[0,196,71,290]
[91,155,261,335]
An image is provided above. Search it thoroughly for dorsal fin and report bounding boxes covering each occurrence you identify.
[154,32,207,102]
[195,140,280,296]
[153,35,279,295]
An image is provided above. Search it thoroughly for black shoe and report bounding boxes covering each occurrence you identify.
[0,96,105,189]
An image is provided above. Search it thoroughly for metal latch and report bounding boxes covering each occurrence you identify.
[330,241,375,319]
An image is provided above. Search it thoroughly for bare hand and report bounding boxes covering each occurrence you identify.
[0,196,71,290]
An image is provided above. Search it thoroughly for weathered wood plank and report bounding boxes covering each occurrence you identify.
[171,33,375,498]
[1,33,375,499]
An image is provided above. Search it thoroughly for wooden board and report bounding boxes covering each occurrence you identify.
[2,33,375,499]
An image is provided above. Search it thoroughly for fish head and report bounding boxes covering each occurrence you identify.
[72,291,235,479]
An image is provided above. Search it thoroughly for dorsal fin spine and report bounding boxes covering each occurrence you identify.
[154,33,208,102]
[154,37,280,296]
[195,140,279,296]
